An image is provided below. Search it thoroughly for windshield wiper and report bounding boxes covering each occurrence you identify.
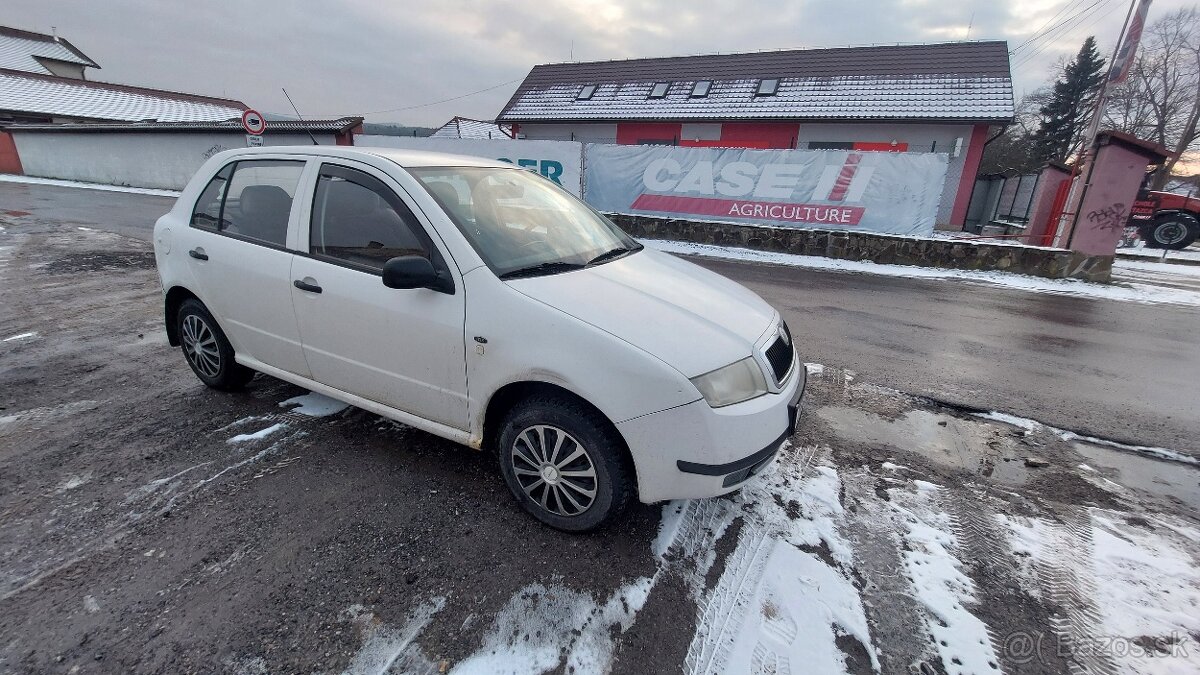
[499,261,585,280]
[585,244,640,266]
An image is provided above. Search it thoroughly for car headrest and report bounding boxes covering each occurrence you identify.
[239,185,293,222]
[323,180,377,217]
[427,181,461,207]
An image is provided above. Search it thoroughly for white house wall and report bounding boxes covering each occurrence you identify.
[10,132,336,189]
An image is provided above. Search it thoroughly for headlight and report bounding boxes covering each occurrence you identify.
[690,357,768,408]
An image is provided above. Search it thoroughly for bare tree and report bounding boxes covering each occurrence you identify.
[1104,7,1200,189]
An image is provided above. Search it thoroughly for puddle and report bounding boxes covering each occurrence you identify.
[817,406,1032,483]
[1073,442,1200,515]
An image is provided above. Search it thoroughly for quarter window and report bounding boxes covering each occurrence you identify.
[190,163,234,230]
[310,164,430,271]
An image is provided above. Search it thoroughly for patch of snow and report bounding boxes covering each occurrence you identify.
[342,598,445,675]
[973,411,1197,466]
[913,479,941,492]
[279,392,349,417]
[83,595,100,614]
[451,578,654,675]
[0,173,181,197]
[56,474,90,492]
[881,461,907,471]
[2,331,38,342]
[804,362,825,375]
[644,239,1200,307]
[226,423,286,444]
[216,415,264,432]
[891,490,1001,675]
[1090,514,1200,660]
[1114,258,1200,278]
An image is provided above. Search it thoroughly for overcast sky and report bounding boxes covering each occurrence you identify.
[8,0,1193,127]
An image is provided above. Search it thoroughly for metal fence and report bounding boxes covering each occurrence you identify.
[965,173,1040,230]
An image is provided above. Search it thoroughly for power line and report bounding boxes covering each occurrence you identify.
[1011,0,1089,54]
[355,77,525,116]
[1011,0,1121,69]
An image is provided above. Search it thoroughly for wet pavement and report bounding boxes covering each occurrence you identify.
[2,182,1200,675]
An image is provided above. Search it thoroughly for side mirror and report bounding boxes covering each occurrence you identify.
[382,255,453,293]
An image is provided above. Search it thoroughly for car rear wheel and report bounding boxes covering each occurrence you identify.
[176,298,254,391]
[1142,213,1199,249]
[497,395,633,532]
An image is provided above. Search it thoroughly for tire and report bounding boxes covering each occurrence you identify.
[175,298,255,391]
[1142,213,1199,249]
[497,395,634,532]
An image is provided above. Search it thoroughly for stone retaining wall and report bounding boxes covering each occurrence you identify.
[607,213,1113,282]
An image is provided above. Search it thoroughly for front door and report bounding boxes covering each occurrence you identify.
[289,161,467,429]
[181,158,311,377]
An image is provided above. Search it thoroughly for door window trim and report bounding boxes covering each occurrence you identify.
[186,157,308,254]
[298,160,457,290]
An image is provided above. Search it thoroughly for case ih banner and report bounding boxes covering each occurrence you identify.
[584,144,948,235]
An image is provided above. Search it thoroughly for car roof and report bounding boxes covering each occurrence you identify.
[223,144,515,169]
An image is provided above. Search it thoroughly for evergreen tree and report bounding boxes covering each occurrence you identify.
[1030,37,1107,165]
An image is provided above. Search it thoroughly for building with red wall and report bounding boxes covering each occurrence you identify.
[498,41,1013,226]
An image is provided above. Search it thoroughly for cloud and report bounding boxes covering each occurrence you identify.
[5,0,1195,125]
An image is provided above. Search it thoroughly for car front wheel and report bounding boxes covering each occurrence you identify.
[497,396,633,532]
[176,298,255,391]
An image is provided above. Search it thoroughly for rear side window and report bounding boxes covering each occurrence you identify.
[191,163,234,230]
[222,160,305,247]
[310,164,431,271]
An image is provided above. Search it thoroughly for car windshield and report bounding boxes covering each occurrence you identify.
[408,166,641,279]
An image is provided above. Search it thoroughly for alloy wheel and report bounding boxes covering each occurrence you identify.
[181,314,221,378]
[510,424,598,517]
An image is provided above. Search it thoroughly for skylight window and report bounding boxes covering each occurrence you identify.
[648,82,670,99]
[577,84,597,100]
[756,78,779,96]
[691,80,711,97]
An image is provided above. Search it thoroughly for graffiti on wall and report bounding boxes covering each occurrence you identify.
[1086,203,1127,231]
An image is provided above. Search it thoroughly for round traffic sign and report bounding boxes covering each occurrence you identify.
[241,109,267,135]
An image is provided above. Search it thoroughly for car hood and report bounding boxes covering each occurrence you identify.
[506,248,778,377]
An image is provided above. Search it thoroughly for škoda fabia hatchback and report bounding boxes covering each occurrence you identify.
[153,147,804,531]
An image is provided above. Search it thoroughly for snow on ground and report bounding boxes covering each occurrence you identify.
[887,482,1001,675]
[0,174,181,197]
[1118,243,1200,263]
[644,239,1200,307]
[451,578,655,675]
[226,423,286,444]
[341,599,446,675]
[973,410,1198,465]
[2,331,38,343]
[997,511,1200,675]
[279,392,350,417]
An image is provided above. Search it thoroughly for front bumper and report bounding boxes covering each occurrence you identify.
[618,357,806,503]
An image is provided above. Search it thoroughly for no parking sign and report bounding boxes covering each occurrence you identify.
[242,108,266,146]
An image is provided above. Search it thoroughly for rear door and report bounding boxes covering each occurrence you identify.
[289,161,467,429]
[181,158,311,377]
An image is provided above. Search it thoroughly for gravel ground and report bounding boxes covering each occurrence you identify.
[2,216,1198,675]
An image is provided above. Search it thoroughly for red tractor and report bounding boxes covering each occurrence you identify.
[1128,189,1200,249]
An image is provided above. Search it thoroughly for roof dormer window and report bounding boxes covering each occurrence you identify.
[690,80,711,97]
[577,84,597,100]
[648,82,670,99]
[756,78,779,96]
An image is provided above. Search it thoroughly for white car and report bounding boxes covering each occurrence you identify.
[153,146,804,531]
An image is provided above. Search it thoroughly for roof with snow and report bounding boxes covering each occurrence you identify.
[0,26,99,75]
[430,116,513,139]
[0,68,248,122]
[499,41,1014,124]
[4,116,364,134]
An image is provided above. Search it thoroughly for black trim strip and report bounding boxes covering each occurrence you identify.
[677,428,790,477]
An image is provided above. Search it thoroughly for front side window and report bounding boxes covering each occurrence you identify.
[310,164,430,271]
[411,166,641,279]
[221,160,305,247]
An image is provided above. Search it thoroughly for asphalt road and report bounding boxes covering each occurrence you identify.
[2,180,1197,453]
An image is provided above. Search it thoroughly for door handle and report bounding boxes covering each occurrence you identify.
[293,279,322,294]
[188,248,208,261]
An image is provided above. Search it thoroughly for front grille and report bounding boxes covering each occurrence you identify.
[764,322,794,383]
